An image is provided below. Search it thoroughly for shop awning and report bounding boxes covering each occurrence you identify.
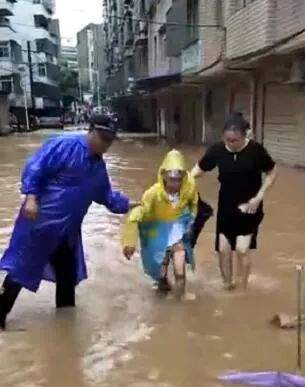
[135,72,181,92]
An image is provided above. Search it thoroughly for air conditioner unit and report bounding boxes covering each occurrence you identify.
[285,55,305,84]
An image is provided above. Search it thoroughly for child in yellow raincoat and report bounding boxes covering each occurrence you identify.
[122,150,198,297]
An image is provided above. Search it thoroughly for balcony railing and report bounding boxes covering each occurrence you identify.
[226,0,274,59]
[33,81,60,100]
[0,17,14,30]
[36,38,58,57]
[0,0,14,17]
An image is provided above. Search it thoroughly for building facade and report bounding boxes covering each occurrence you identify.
[77,23,105,104]
[103,0,155,132]
[0,0,20,132]
[61,45,78,71]
[0,0,61,115]
[101,0,305,166]
[223,0,305,167]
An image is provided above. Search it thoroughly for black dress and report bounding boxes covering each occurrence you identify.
[198,140,275,251]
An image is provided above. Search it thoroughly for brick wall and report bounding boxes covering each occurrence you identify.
[198,0,225,68]
[226,0,305,60]
[226,0,274,60]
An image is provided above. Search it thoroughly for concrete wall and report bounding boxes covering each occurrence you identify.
[148,0,172,77]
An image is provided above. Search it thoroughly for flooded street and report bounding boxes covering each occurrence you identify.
[0,130,305,387]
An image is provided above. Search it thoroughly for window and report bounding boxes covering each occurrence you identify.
[38,63,47,77]
[159,32,167,62]
[187,0,199,41]
[154,35,157,69]
[34,15,49,30]
[46,53,54,63]
[0,76,13,93]
[0,42,10,59]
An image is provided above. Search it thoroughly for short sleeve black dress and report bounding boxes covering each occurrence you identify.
[198,140,275,251]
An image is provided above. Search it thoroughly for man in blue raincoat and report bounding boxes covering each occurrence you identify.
[0,114,130,330]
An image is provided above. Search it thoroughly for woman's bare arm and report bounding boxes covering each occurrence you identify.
[191,164,205,179]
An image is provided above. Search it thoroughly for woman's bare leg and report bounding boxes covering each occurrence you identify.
[236,235,252,289]
[219,234,234,290]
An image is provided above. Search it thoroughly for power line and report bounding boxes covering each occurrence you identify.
[102,13,222,29]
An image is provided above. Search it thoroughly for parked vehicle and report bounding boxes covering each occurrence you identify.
[37,116,64,129]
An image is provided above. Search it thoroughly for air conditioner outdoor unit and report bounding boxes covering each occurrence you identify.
[285,55,305,84]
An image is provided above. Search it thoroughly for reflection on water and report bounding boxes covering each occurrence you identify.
[0,130,305,386]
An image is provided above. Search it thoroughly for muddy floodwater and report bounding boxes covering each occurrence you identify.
[0,130,305,387]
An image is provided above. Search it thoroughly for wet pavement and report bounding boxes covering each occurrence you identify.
[0,130,305,387]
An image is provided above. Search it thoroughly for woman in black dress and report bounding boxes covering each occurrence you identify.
[192,113,277,290]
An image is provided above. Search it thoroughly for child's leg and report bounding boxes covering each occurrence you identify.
[172,243,186,298]
[158,251,171,292]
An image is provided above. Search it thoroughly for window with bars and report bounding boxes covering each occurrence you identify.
[0,77,13,93]
[154,35,157,69]
[0,42,10,59]
[38,63,47,77]
[187,0,199,42]
[159,32,167,62]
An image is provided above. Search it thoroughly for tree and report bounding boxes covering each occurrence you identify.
[59,61,79,108]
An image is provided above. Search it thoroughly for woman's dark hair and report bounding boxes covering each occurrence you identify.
[224,112,250,135]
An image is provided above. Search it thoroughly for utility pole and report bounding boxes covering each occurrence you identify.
[78,70,83,103]
[18,65,30,131]
[27,41,35,110]
[97,70,101,106]
[23,81,30,132]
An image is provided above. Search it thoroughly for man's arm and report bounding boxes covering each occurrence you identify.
[94,165,130,214]
[21,138,64,220]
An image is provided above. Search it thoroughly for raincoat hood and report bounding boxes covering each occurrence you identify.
[158,149,187,184]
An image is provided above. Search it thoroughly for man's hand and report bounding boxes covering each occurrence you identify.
[123,246,136,260]
[23,195,39,220]
[129,201,140,210]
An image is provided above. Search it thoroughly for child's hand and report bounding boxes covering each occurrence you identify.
[123,246,136,260]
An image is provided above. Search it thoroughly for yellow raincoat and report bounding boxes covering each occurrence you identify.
[122,150,198,280]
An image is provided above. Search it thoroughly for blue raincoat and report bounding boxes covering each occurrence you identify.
[0,135,129,292]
